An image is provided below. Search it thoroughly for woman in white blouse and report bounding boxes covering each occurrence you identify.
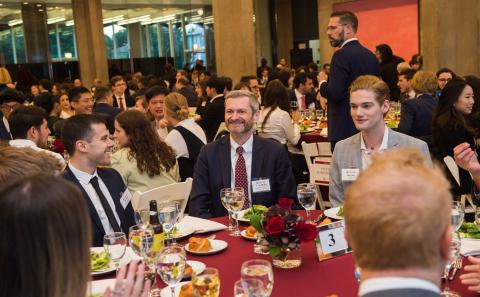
[257,79,301,145]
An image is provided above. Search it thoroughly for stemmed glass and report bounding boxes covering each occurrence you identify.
[156,244,186,297]
[103,232,127,272]
[441,232,461,297]
[316,109,324,121]
[234,279,265,297]
[451,201,465,232]
[475,206,480,230]
[158,201,180,244]
[220,187,244,236]
[128,224,157,281]
[192,267,221,297]
[290,101,298,113]
[134,208,150,225]
[241,259,274,297]
[297,183,317,221]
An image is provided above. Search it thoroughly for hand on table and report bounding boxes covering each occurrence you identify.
[460,256,480,292]
[103,260,151,297]
[453,143,480,177]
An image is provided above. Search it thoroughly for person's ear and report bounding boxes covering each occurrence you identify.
[440,225,452,261]
[75,140,89,153]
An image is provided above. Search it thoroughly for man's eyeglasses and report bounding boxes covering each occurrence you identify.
[327,23,347,31]
[438,78,452,82]
[1,103,20,112]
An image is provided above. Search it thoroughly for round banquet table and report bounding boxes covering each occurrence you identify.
[299,129,329,144]
[95,211,478,297]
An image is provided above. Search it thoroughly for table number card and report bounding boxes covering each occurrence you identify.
[315,220,351,261]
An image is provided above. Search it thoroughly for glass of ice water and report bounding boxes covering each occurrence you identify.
[451,201,464,232]
[103,232,127,271]
[297,183,317,221]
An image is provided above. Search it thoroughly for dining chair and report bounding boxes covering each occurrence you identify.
[443,156,475,213]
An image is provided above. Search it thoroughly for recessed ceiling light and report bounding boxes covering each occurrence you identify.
[0,4,3,6]
[36,3,42,7]
[23,2,29,4]
[38,8,44,12]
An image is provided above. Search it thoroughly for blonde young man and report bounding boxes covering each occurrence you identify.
[344,148,451,297]
[329,75,431,206]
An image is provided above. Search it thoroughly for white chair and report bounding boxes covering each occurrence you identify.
[443,156,475,213]
[301,141,332,210]
[131,178,193,218]
[214,122,229,140]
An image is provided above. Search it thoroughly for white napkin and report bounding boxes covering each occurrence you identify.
[461,238,480,256]
[320,127,328,137]
[177,215,227,233]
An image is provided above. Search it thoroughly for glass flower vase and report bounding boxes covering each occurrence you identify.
[272,246,302,269]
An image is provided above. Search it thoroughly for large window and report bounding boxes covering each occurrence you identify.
[0,26,26,64]
[104,24,130,59]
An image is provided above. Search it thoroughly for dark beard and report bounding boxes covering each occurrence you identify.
[329,31,345,48]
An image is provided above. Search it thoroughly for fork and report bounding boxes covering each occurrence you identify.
[448,257,463,281]
[442,261,453,280]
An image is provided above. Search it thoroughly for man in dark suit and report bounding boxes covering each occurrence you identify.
[289,72,316,111]
[92,86,122,134]
[199,75,226,142]
[190,90,297,218]
[175,77,198,107]
[0,89,26,141]
[318,11,380,150]
[111,75,134,110]
[61,114,135,247]
[344,149,450,297]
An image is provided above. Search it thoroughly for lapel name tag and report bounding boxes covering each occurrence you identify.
[252,178,271,193]
[315,220,351,261]
[341,168,360,182]
[120,189,132,209]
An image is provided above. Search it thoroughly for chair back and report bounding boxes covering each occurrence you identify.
[214,122,229,141]
[443,156,475,213]
[132,178,193,218]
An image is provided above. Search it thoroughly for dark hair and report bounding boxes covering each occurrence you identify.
[0,88,26,105]
[93,86,112,102]
[433,78,477,146]
[9,106,47,139]
[61,114,107,156]
[222,76,233,92]
[398,69,416,80]
[240,75,257,83]
[110,75,125,86]
[409,54,423,67]
[205,75,225,94]
[260,80,290,130]
[295,66,307,74]
[68,86,91,102]
[115,110,176,176]
[145,85,169,103]
[375,44,394,63]
[436,68,456,79]
[196,81,208,103]
[139,76,149,88]
[293,72,312,89]
[331,10,358,32]
[0,175,91,297]
[233,81,252,91]
[307,62,318,72]
[322,63,331,70]
[34,92,55,115]
[176,77,189,87]
[38,78,52,92]
[464,75,480,116]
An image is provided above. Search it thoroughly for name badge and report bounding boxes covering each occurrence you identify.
[315,220,351,261]
[341,168,360,181]
[120,189,132,209]
[252,178,271,193]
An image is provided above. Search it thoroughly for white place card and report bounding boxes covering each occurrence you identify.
[315,220,351,261]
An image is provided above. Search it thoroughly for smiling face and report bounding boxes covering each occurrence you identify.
[454,85,475,115]
[113,120,129,147]
[438,72,453,90]
[148,94,165,120]
[225,96,259,138]
[350,89,389,132]
[83,123,114,166]
[59,94,71,111]
[71,92,94,115]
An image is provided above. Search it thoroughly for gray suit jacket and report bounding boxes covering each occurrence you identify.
[329,128,432,206]
[363,288,440,297]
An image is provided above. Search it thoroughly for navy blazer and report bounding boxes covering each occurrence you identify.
[199,95,225,142]
[288,89,317,110]
[189,135,297,218]
[64,166,136,247]
[113,93,135,109]
[397,94,438,138]
[93,103,122,134]
[0,114,11,141]
[319,40,380,142]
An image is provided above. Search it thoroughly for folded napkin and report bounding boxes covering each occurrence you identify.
[320,128,328,137]
[177,215,227,233]
[461,238,480,256]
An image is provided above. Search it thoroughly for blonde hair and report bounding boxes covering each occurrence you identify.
[164,92,189,121]
[349,75,390,105]
[0,67,12,84]
[411,71,438,94]
[344,148,451,270]
[396,62,411,73]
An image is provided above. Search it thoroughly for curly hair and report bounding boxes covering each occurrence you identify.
[115,110,176,177]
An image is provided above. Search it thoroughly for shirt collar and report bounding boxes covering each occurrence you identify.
[360,126,389,152]
[340,37,358,48]
[294,88,304,99]
[210,94,223,102]
[9,139,37,148]
[68,163,98,186]
[408,89,416,99]
[359,277,440,296]
[230,134,254,154]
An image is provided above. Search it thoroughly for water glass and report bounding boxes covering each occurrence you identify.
[475,206,480,230]
[220,187,245,236]
[158,201,180,243]
[441,232,461,297]
[134,208,150,225]
[290,101,298,112]
[234,279,265,297]
[316,109,324,120]
[156,244,186,297]
[192,267,220,297]
[103,232,127,271]
[297,183,317,221]
[451,201,464,231]
[241,259,274,297]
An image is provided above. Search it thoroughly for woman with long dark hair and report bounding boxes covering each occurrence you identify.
[112,110,179,193]
[432,78,476,195]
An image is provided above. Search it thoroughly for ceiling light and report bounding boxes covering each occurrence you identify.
[23,2,28,4]
[36,3,42,7]
[197,9,203,16]
[65,20,74,26]
[47,17,66,24]
[117,15,150,26]
[8,19,23,26]
[103,15,124,24]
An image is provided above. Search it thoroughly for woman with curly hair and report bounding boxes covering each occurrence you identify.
[111,110,179,194]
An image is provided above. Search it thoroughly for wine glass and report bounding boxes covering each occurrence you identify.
[234,279,265,297]
[134,208,150,225]
[220,187,245,236]
[241,259,274,297]
[192,267,220,297]
[475,207,480,230]
[303,110,312,122]
[156,244,186,297]
[290,101,298,113]
[158,201,180,244]
[128,224,157,281]
[297,183,317,221]
[103,232,127,272]
[220,188,235,232]
[451,201,465,232]
[316,109,324,120]
[441,232,461,296]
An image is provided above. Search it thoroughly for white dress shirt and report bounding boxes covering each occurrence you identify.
[115,94,127,110]
[360,126,389,170]
[68,163,121,234]
[154,119,169,139]
[3,116,10,134]
[257,107,300,145]
[294,89,307,111]
[165,118,207,158]
[9,138,66,170]
[230,134,253,205]
[359,277,439,296]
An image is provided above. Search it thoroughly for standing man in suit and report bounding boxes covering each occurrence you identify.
[190,90,297,218]
[111,76,134,110]
[92,86,122,134]
[61,114,135,246]
[329,76,431,206]
[318,11,380,151]
[0,89,26,141]
[199,75,226,142]
[344,148,451,297]
[289,72,316,111]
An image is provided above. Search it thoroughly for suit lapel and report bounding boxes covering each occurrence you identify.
[97,169,128,232]
[351,133,363,169]
[386,128,401,149]
[219,137,231,189]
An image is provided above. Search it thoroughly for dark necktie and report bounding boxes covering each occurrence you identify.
[90,176,122,232]
[119,97,125,111]
[235,146,250,209]
[301,95,306,110]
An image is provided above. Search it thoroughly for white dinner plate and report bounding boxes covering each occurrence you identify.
[323,207,344,220]
[240,229,257,241]
[88,278,116,296]
[184,260,206,278]
[171,225,195,240]
[236,209,250,223]
[300,127,315,133]
[90,247,135,276]
[184,239,228,255]
[160,281,190,297]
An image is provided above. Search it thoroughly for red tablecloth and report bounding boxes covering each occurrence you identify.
[299,130,329,144]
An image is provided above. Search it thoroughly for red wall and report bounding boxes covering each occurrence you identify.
[334,0,418,62]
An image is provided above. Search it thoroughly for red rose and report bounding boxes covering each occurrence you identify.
[294,222,317,241]
[278,198,294,210]
[264,216,285,236]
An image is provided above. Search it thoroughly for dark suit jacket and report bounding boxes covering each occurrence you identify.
[64,166,136,247]
[113,93,135,109]
[199,95,225,142]
[397,94,437,138]
[177,86,198,107]
[189,135,297,218]
[289,89,317,110]
[0,114,11,141]
[93,103,122,134]
[319,40,380,142]
[363,288,440,297]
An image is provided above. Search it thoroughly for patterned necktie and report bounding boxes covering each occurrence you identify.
[235,146,250,209]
